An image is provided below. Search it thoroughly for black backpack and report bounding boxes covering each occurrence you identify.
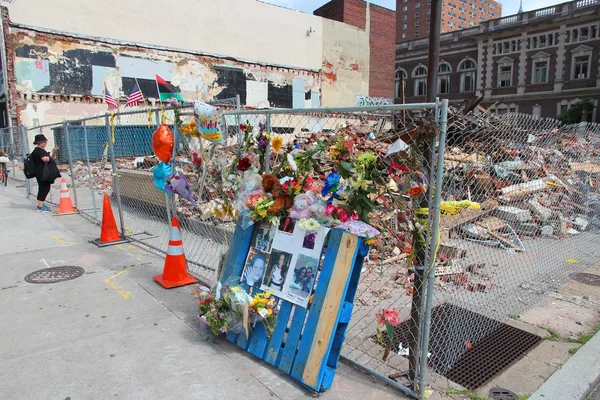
[23,153,36,179]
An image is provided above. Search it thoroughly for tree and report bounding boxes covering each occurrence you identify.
[557,99,595,124]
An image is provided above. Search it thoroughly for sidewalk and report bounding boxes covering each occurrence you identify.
[0,183,406,400]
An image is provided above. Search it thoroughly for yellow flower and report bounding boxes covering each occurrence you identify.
[271,136,283,152]
[350,177,372,190]
[263,131,271,140]
[257,208,267,217]
[365,237,376,245]
[213,208,222,218]
[330,150,340,158]
[267,309,273,316]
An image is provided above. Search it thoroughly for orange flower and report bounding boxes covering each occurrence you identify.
[409,185,424,197]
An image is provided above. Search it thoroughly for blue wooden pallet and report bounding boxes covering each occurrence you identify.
[219,222,369,394]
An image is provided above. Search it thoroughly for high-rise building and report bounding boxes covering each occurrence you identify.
[396,0,502,42]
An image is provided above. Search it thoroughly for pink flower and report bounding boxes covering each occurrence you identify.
[375,308,400,327]
[247,193,263,207]
[351,212,359,220]
[219,326,228,333]
[338,209,350,223]
[325,204,335,216]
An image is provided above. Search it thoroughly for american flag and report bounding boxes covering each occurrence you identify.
[104,87,118,109]
[125,82,144,107]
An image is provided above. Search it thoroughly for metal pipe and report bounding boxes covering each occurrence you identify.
[264,112,271,174]
[82,120,98,221]
[20,125,31,197]
[340,356,419,399]
[9,127,16,179]
[105,114,126,238]
[63,122,79,208]
[418,99,449,399]
[222,103,438,116]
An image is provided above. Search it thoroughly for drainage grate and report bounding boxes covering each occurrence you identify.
[24,266,85,284]
[572,273,600,287]
[379,304,542,390]
[489,387,518,399]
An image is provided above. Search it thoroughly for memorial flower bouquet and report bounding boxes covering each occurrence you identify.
[249,292,279,338]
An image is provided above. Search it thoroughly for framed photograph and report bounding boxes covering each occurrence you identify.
[287,254,318,300]
[278,217,295,234]
[251,222,276,253]
[240,249,270,289]
[262,250,292,293]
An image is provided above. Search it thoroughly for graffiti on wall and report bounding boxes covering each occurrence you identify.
[354,95,393,107]
[12,34,320,109]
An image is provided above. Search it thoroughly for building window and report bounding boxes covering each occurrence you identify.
[403,14,408,20]
[438,63,451,94]
[573,55,589,79]
[499,65,512,87]
[427,28,430,32]
[402,33,407,38]
[459,59,476,92]
[416,21,420,26]
[415,2,421,7]
[395,69,407,98]
[413,66,427,97]
[534,61,548,83]
[402,23,407,29]
[427,8,431,14]
[580,27,589,40]
[403,5,408,11]
[416,11,420,17]
[427,18,430,23]
[415,30,420,36]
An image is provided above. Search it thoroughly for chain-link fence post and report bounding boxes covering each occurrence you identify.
[169,112,179,218]
[265,112,271,174]
[417,99,449,399]
[105,114,126,237]
[9,127,16,179]
[63,121,78,208]
[20,124,31,197]
[82,120,98,221]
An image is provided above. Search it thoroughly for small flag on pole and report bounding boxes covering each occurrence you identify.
[125,81,144,107]
[155,74,185,102]
[104,87,118,109]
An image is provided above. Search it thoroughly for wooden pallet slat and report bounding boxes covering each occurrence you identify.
[264,301,294,366]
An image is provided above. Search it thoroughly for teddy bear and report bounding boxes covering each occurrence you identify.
[261,174,293,215]
[290,193,317,219]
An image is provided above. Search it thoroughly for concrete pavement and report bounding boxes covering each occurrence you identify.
[0,183,406,400]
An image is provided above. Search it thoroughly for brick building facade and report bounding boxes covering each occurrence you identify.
[395,0,600,122]
[315,0,396,98]
[396,0,502,42]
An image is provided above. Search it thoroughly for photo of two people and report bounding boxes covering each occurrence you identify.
[288,254,318,298]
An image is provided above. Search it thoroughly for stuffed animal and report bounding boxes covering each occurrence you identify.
[290,193,317,219]
[164,170,197,207]
[262,174,293,215]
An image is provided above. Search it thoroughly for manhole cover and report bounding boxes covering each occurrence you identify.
[24,266,85,284]
[375,304,542,390]
[490,387,518,399]
[572,273,600,287]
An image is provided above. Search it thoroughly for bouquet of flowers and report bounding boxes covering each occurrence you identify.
[249,292,279,338]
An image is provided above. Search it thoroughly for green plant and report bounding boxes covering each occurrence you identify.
[444,388,488,400]
[508,314,520,320]
[539,326,561,342]
[557,99,595,124]
[568,324,600,346]
[517,395,530,400]
[569,347,578,355]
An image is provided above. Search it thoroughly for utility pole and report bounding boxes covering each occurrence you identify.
[408,0,442,385]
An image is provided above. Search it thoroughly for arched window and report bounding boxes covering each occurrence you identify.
[438,63,451,94]
[395,69,407,98]
[412,66,427,97]
[458,59,476,92]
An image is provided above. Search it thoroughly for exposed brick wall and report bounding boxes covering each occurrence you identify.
[314,0,345,23]
[343,0,367,30]
[369,4,396,98]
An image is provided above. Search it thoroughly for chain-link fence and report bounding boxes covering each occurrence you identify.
[0,126,23,182]
[12,99,600,399]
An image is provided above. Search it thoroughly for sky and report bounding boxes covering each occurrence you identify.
[261,0,567,18]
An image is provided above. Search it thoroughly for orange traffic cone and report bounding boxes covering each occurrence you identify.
[153,217,197,288]
[91,194,129,247]
[54,177,78,215]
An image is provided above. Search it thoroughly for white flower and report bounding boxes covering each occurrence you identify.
[287,153,298,172]
[298,218,321,232]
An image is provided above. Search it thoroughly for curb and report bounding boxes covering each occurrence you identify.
[530,331,600,400]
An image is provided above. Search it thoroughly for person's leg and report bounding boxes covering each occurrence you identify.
[37,181,51,208]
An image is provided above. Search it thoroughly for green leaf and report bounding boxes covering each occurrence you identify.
[386,323,394,341]
[340,161,353,171]
[356,203,362,215]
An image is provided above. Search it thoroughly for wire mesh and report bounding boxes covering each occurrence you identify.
[421,109,600,392]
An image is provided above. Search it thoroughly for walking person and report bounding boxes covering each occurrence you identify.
[32,134,58,212]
